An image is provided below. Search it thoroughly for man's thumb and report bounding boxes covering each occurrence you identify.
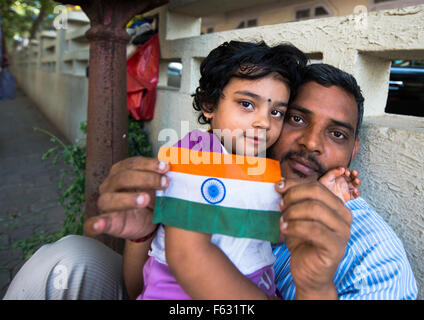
[84,217,107,237]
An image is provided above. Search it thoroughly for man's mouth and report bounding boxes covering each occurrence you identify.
[283,152,325,178]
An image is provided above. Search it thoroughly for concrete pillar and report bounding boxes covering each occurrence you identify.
[56,0,168,252]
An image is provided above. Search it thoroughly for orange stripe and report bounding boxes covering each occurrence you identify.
[158,146,281,183]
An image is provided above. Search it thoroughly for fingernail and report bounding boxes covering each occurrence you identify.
[280,198,284,208]
[161,176,167,187]
[93,221,99,230]
[136,194,144,206]
[282,222,288,230]
[277,179,285,190]
[158,160,167,171]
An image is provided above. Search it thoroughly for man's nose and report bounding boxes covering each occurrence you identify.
[298,127,323,154]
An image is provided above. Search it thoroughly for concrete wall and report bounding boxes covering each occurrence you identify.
[12,4,424,299]
[351,115,424,299]
[11,12,90,143]
[199,0,424,33]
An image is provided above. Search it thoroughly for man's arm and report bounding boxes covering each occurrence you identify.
[85,157,170,240]
[276,180,352,300]
[84,157,171,299]
[165,226,272,300]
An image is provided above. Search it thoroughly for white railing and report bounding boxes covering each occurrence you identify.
[11,4,424,299]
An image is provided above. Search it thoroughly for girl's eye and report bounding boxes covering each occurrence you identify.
[240,101,253,110]
[271,110,284,118]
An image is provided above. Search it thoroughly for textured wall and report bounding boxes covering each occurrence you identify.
[351,115,424,299]
[11,66,88,144]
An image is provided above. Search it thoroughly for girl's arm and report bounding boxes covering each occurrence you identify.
[123,239,153,299]
[165,226,273,300]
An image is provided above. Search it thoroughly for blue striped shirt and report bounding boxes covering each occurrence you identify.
[272,197,418,300]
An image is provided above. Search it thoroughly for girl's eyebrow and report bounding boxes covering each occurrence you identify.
[234,90,288,107]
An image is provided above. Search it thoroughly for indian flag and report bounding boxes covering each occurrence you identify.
[153,146,282,243]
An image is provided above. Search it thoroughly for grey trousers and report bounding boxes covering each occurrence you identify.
[3,235,126,300]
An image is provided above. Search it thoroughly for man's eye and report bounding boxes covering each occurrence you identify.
[240,101,253,109]
[331,131,346,139]
[289,114,303,123]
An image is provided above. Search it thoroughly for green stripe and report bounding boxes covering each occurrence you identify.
[153,196,280,243]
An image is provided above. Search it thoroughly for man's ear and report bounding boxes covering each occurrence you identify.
[351,138,360,161]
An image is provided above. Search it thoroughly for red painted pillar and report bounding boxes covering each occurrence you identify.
[57,0,168,251]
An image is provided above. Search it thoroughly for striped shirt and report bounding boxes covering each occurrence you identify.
[272,197,418,300]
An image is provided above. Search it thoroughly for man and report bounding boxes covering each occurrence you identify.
[4,64,417,300]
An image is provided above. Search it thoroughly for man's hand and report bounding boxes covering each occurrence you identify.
[275,180,353,299]
[83,156,170,240]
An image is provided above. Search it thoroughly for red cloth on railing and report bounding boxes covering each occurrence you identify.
[126,33,159,120]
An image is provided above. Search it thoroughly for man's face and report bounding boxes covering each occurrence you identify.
[271,81,360,181]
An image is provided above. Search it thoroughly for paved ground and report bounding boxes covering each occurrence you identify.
[0,88,68,298]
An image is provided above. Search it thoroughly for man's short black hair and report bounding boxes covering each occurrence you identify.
[299,63,364,137]
[192,41,308,124]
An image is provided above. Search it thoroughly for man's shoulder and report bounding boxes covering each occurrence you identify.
[340,197,418,299]
[344,197,402,250]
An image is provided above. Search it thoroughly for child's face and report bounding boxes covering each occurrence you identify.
[204,73,290,156]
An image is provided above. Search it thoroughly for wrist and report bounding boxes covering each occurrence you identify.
[295,283,338,300]
[130,224,160,243]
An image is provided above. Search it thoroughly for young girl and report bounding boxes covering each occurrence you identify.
[137,41,359,300]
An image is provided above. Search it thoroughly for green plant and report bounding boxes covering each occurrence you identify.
[13,116,153,259]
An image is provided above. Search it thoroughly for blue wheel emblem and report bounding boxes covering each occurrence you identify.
[201,178,226,204]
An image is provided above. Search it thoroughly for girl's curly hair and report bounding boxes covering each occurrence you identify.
[192,41,308,124]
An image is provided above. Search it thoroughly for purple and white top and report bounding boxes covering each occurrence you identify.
[138,130,277,300]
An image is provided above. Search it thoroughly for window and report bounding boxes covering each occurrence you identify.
[247,19,257,27]
[315,6,329,16]
[236,21,245,29]
[385,60,424,118]
[236,18,257,29]
[294,4,332,21]
[295,9,310,20]
[167,62,182,88]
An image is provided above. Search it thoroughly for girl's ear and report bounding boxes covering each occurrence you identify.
[203,112,213,121]
[202,105,214,121]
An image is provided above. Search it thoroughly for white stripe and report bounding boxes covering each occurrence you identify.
[157,171,280,211]
[150,225,275,275]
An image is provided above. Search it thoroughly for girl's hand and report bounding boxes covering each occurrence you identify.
[318,168,361,203]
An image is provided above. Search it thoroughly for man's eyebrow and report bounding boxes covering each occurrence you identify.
[330,119,355,134]
[234,90,288,107]
[288,104,312,114]
[289,104,355,133]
